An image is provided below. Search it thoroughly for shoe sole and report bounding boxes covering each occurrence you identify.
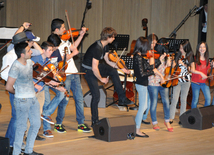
[77,129,92,133]
[41,116,55,124]
[54,129,66,133]
[43,134,54,138]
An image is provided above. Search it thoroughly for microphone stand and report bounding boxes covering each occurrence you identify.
[169,5,197,38]
[79,1,91,78]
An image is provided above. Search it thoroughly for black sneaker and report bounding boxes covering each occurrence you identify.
[36,135,46,141]
[118,98,134,106]
[23,151,43,155]
[77,124,92,133]
[54,124,66,133]
[9,147,13,155]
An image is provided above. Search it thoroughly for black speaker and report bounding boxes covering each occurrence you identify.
[93,116,136,142]
[83,85,107,108]
[180,106,214,130]
[0,137,10,155]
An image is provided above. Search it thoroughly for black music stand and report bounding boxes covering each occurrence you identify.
[109,34,129,51]
[166,38,189,53]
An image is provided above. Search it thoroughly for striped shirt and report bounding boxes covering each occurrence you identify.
[178,59,191,83]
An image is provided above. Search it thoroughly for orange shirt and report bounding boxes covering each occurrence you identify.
[192,59,210,83]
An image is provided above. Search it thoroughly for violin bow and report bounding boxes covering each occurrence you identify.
[65,10,75,46]
[0,65,9,74]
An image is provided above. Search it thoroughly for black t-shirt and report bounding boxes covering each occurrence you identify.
[83,40,109,67]
[50,49,62,62]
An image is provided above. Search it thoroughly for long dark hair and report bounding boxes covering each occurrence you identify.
[132,37,150,55]
[195,42,209,66]
[180,40,194,67]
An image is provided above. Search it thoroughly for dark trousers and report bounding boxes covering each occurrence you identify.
[82,63,126,122]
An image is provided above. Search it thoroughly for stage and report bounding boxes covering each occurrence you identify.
[0,77,214,155]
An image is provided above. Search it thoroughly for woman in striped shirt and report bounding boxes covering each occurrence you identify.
[169,40,194,124]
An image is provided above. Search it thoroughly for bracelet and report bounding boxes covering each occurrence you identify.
[20,25,25,30]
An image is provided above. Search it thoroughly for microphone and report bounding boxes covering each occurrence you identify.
[194,5,203,13]
[86,0,92,9]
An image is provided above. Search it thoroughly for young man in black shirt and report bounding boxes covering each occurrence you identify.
[82,27,134,126]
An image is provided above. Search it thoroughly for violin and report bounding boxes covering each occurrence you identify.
[43,64,66,84]
[33,63,54,84]
[61,27,89,41]
[142,50,160,59]
[205,58,214,87]
[57,47,68,81]
[108,50,127,69]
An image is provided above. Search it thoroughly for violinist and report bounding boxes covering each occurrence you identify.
[170,40,194,125]
[148,38,173,132]
[190,42,212,109]
[82,27,134,126]
[6,42,43,155]
[31,41,66,138]
[47,18,91,133]
[141,33,159,125]
[133,37,164,137]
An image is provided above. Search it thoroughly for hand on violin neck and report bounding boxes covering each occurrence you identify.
[79,27,87,37]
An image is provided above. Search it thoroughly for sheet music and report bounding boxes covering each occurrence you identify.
[0,27,18,39]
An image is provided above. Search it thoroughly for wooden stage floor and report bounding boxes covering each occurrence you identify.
[0,77,214,155]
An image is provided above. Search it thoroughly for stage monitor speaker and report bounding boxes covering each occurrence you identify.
[0,136,10,155]
[93,116,136,142]
[180,106,214,130]
[84,85,107,108]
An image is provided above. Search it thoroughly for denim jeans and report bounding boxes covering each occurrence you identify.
[56,74,85,125]
[191,83,211,109]
[42,86,65,131]
[142,99,150,121]
[82,64,126,123]
[13,97,40,155]
[5,92,15,147]
[170,82,190,120]
[148,86,170,124]
[135,84,150,129]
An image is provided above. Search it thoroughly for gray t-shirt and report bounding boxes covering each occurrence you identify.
[8,59,35,98]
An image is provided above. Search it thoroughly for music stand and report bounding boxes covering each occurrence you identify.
[166,38,189,53]
[109,34,129,51]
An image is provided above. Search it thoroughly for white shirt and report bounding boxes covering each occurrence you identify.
[1,49,17,81]
[58,40,78,74]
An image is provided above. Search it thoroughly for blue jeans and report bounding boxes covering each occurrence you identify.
[135,84,150,129]
[5,92,15,147]
[42,86,65,131]
[142,99,150,120]
[13,97,40,155]
[56,74,85,125]
[191,83,211,109]
[148,86,170,124]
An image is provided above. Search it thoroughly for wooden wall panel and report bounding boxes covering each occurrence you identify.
[3,0,201,55]
[207,0,214,57]
[150,0,200,53]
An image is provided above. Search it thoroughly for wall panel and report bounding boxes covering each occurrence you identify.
[207,0,214,57]
[3,0,201,55]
